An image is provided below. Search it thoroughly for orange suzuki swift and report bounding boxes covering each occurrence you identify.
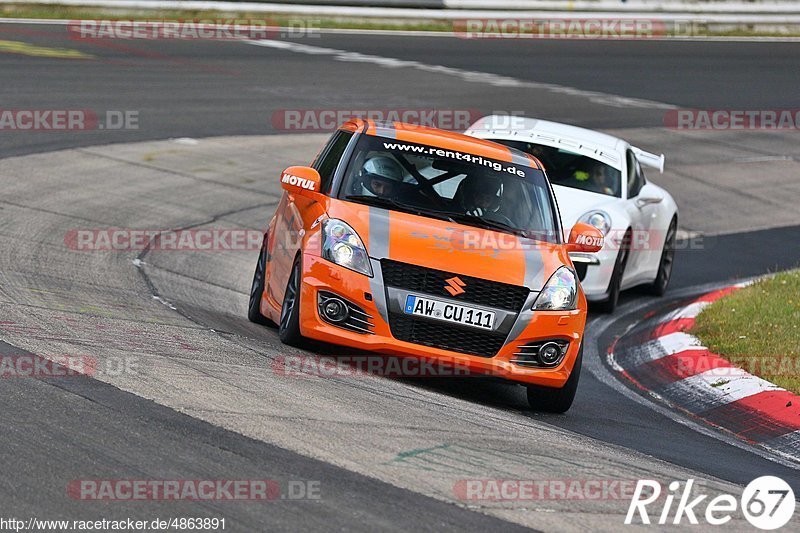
[248,119,602,412]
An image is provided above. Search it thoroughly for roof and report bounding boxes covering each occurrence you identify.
[465,115,626,169]
[465,115,625,152]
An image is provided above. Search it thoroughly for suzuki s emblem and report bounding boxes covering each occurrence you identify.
[444,276,466,296]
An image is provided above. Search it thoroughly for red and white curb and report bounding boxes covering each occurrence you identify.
[609,282,800,460]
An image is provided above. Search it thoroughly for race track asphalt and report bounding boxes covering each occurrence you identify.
[1,22,799,530]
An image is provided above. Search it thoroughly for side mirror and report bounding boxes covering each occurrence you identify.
[280,166,322,197]
[634,183,663,208]
[566,222,603,253]
[635,195,663,208]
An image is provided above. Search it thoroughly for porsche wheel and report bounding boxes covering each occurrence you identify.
[646,217,677,296]
[596,230,630,314]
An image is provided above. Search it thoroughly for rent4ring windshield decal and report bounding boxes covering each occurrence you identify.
[382,141,527,177]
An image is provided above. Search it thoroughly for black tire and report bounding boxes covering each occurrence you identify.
[248,233,277,327]
[596,230,630,314]
[278,256,304,346]
[526,344,583,413]
[646,217,677,297]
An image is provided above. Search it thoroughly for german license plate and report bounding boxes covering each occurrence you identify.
[403,295,495,330]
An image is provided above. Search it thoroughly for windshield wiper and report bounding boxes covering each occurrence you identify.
[436,211,528,237]
[344,194,472,227]
[344,196,528,237]
[344,195,437,219]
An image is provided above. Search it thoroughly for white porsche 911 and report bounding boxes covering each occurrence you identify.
[466,116,678,312]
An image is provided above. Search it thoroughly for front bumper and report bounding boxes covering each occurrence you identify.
[298,254,586,388]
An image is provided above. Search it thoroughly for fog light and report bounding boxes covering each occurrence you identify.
[322,298,348,323]
[538,342,562,365]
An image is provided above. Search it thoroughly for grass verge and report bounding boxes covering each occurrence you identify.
[693,269,800,393]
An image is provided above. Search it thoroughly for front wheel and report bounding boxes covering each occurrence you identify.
[248,233,277,327]
[526,344,582,413]
[278,257,304,346]
[646,217,677,296]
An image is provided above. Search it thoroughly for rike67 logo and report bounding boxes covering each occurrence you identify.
[626,477,795,529]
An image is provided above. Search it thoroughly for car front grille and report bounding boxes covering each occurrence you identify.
[380,259,530,357]
[380,259,529,312]
[387,313,508,358]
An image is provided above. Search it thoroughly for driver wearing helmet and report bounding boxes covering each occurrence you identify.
[574,162,617,196]
[358,156,405,198]
[460,176,502,217]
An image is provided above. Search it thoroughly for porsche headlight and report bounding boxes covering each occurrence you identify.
[322,219,372,276]
[579,211,611,236]
[533,267,577,311]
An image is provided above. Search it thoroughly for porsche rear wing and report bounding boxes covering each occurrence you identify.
[632,147,665,173]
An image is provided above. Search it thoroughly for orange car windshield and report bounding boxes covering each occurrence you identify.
[337,135,560,243]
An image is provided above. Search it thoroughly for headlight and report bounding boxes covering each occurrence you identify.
[322,219,372,277]
[533,267,577,311]
[579,211,611,236]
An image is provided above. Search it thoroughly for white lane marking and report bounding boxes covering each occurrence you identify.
[657,331,704,355]
[733,155,795,163]
[625,338,706,367]
[152,294,177,310]
[606,351,624,372]
[691,366,783,397]
[662,368,783,413]
[767,431,800,456]
[666,300,711,320]
[245,39,677,110]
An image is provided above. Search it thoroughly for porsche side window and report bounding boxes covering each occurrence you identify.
[314,130,353,193]
[626,150,645,198]
[494,139,621,198]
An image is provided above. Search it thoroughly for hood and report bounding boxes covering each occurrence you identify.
[553,184,620,231]
[326,199,568,291]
